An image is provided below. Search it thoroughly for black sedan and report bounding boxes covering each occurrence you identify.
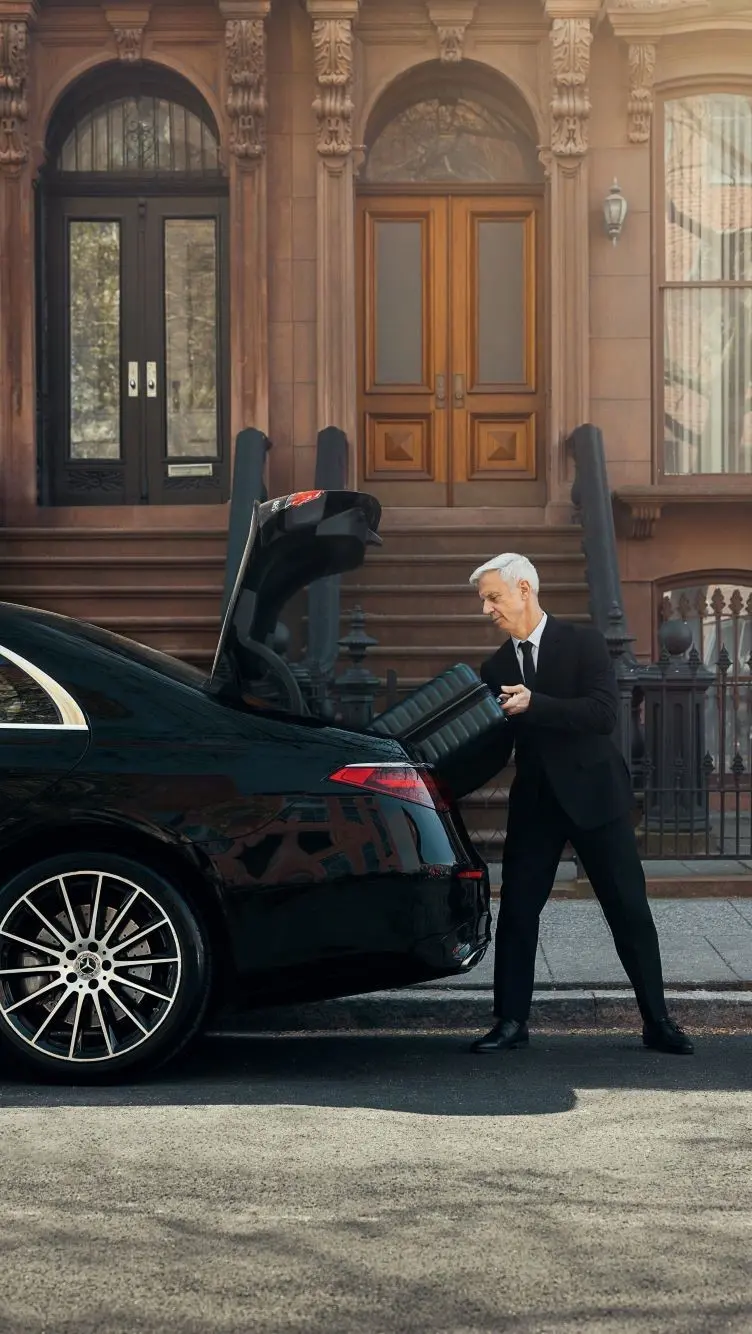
[0,490,490,1081]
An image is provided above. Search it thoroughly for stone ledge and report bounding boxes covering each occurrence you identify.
[613,484,752,539]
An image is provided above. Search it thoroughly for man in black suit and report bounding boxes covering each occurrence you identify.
[469,552,693,1056]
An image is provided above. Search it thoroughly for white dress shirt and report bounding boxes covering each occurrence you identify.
[512,612,547,679]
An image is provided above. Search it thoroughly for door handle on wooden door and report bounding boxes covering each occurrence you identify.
[453,374,465,407]
[146,362,158,398]
[127,362,139,397]
[435,374,446,408]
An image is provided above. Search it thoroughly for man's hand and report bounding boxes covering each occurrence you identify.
[499,684,532,716]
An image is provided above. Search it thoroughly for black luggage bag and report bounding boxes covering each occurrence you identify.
[370,663,509,800]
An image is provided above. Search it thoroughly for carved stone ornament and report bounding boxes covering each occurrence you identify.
[537,145,553,179]
[225,17,267,163]
[550,18,593,158]
[622,499,662,540]
[112,26,144,61]
[436,23,467,63]
[312,18,355,158]
[0,20,29,169]
[627,41,656,143]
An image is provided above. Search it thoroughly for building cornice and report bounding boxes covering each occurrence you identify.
[608,0,752,38]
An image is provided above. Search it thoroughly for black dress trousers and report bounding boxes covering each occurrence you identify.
[494,778,668,1026]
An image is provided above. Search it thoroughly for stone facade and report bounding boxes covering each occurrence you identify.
[0,0,751,659]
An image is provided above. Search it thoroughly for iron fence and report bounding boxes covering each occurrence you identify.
[626,601,752,860]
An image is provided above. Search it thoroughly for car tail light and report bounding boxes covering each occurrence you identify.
[456,869,484,880]
[286,490,324,507]
[328,763,447,810]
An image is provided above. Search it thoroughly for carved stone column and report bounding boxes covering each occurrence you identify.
[544,8,597,500]
[221,0,270,440]
[307,0,360,480]
[0,6,36,521]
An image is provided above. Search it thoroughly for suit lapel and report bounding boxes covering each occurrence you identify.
[534,616,560,694]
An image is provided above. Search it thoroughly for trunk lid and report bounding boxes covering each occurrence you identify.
[210,489,382,693]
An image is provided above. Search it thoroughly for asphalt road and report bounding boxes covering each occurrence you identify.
[1,1033,751,1334]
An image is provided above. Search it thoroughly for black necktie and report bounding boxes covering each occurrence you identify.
[520,640,536,689]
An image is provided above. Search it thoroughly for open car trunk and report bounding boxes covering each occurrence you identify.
[207,487,508,801]
[208,489,382,707]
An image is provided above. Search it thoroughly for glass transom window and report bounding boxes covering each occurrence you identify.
[58,96,220,174]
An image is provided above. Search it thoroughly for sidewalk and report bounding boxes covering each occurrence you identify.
[213,895,752,1038]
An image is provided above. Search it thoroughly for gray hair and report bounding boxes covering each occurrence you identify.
[469,552,540,594]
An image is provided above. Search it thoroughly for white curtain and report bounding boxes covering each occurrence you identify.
[664,94,752,475]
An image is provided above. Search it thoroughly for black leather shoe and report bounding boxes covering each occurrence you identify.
[470,1019,529,1053]
[643,1017,694,1055]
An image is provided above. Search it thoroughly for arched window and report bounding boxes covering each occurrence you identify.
[362,65,543,186]
[45,64,223,181]
[660,91,752,477]
[39,65,228,508]
[56,94,220,175]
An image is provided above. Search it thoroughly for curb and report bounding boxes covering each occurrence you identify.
[209,988,752,1036]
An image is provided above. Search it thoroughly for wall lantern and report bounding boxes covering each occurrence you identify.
[603,178,628,245]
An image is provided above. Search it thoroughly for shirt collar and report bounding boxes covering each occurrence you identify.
[513,611,547,652]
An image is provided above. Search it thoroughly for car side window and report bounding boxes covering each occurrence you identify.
[0,646,86,728]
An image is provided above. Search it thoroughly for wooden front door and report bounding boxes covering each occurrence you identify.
[45,194,229,507]
[357,194,544,507]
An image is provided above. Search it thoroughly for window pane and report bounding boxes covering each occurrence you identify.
[58,98,219,174]
[0,654,60,725]
[164,219,219,458]
[375,220,423,385]
[365,96,543,185]
[477,220,525,383]
[665,93,752,281]
[664,287,752,475]
[69,220,121,461]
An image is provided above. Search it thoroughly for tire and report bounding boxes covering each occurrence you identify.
[0,852,211,1083]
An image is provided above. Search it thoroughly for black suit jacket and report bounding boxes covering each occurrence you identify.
[480,617,632,831]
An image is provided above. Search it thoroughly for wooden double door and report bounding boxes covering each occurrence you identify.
[357,194,545,507]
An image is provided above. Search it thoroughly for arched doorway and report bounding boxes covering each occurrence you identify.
[357,63,545,508]
[38,64,229,507]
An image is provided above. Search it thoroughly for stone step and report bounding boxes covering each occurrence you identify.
[0,528,227,560]
[339,585,590,618]
[375,524,584,557]
[75,616,220,656]
[0,585,223,619]
[0,556,226,589]
[351,552,588,586]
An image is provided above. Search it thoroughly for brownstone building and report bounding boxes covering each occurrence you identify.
[0,0,750,683]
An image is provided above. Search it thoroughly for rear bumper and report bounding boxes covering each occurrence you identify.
[401,863,491,979]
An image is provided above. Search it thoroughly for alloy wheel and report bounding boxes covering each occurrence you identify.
[0,869,183,1063]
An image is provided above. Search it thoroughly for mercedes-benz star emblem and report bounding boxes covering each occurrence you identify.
[75,952,101,978]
